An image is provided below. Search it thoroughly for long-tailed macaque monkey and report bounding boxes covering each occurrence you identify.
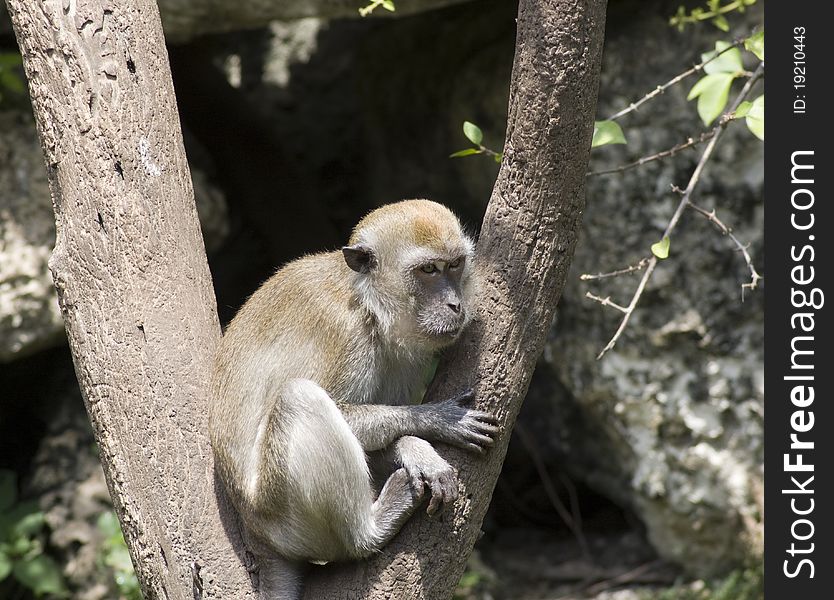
[210,199,498,598]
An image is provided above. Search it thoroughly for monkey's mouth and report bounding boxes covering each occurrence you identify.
[431,323,463,338]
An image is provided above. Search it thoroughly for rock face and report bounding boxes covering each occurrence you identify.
[0,112,228,362]
[0,111,64,362]
[541,3,764,576]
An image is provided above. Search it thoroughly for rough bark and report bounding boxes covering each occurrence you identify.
[5,1,256,599]
[305,0,608,597]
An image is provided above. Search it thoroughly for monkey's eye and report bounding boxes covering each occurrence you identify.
[420,263,438,274]
[449,258,463,269]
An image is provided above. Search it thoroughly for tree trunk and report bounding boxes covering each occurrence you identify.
[8,0,606,597]
[4,1,256,599]
[305,0,608,597]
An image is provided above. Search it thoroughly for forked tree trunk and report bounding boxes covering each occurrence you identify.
[6,0,606,598]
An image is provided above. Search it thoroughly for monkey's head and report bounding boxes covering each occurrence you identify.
[343,199,477,349]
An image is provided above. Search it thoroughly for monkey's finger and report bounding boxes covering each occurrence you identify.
[464,432,495,448]
[427,482,444,516]
[441,475,459,503]
[461,417,499,436]
[469,410,499,425]
[462,442,486,454]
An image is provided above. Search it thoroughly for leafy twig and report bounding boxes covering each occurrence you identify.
[606,37,745,121]
[670,0,758,31]
[593,61,763,360]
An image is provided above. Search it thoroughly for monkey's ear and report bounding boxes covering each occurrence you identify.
[342,244,377,274]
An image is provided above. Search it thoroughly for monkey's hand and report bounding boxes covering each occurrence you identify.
[423,389,500,454]
[393,436,459,516]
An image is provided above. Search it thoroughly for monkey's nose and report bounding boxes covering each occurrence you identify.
[447,302,461,314]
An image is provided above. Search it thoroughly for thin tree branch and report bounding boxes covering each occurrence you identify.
[515,425,590,560]
[606,38,746,121]
[687,201,762,298]
[581,257,651,281]
[594,61,764,360]
[586,130,715,177]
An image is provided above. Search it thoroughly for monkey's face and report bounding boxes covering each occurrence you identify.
[342,199,477,348]
[408,255,473,346]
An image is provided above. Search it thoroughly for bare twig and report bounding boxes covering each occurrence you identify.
[551,559,670,600]
[587,131,715,177]
[585,292,629,313]
[594,62,764,360]
[515,425,590,560]
[581,257,651,281]
[606,38,745,121]
[687,201,762,298]
[582,560,668,596]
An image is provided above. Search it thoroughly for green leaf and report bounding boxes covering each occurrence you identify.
[688,73,735,126]
[0,501,41,542]
[0,53,22,69]
[449,148,482,158]
[702,41,743,75]
[734,100,753,118]
[745,30,764,60]
[0,70,24,94]
[0,549,11,581]
[712,15,729,32]
[0,470,16,512]
[97,510,123,540]
[104,544,135,573]
[13,555,68,598]
[462,121,483,146]
[9,535,34,557]
[651,236,671,259]
[11,510,45,539]
[381,0,396,11]
[591,120,626,147]
[746,94,764,140]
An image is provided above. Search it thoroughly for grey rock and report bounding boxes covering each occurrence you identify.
[542,4,764,577]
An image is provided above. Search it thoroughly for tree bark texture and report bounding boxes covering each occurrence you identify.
[305,0,608,597]
[5,1,256,599]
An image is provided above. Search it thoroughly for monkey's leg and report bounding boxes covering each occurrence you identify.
[258,380,423,562]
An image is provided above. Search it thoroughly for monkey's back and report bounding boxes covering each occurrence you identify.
[209,252,378,500]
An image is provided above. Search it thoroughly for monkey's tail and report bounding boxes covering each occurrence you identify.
[258,554,304,600]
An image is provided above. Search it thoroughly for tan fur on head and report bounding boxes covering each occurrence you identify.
[349,199,473,261]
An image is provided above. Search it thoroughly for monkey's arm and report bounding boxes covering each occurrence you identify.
[339,393,499,453]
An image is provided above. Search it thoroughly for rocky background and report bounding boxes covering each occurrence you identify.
[0,0,763,598]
